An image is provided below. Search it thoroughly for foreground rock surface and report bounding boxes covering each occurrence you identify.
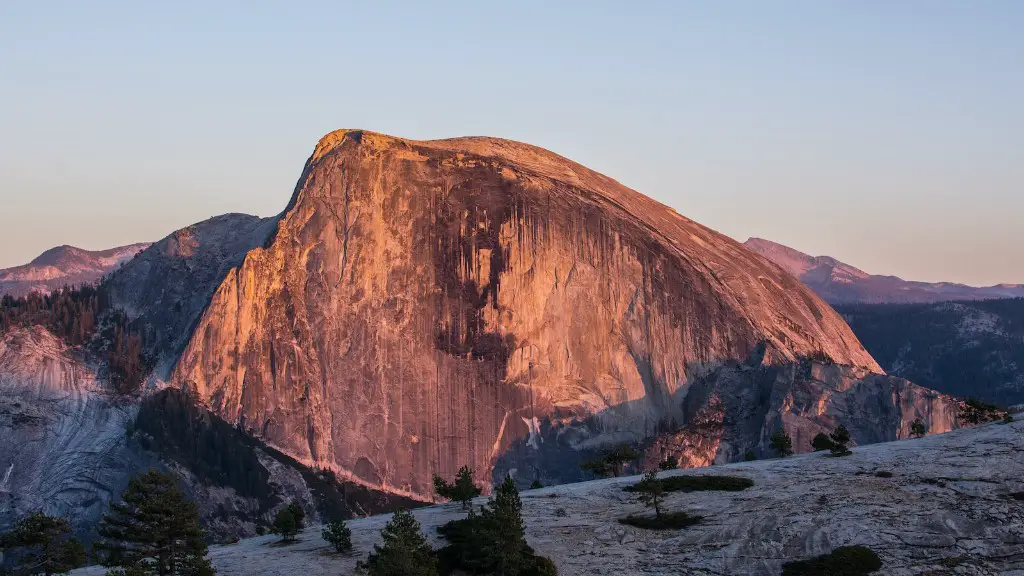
[72,419,1024,575]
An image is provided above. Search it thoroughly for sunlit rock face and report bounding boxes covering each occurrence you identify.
[173,130,888,498]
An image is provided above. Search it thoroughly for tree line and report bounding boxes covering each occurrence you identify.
[0,285,150,394]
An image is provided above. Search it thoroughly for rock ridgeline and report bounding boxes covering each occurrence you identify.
[0,243,151,298]
[170,129,954,498]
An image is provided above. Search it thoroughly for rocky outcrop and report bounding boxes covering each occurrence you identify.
[644,359,958,471]
[0,243,150,298]
[745,237,1024,304]
[173,129,890,498]
[0,326,151,538]
[102,214,277,376]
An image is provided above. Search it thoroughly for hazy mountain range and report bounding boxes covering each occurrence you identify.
[744,237,1024,304]
[0,243,150,298]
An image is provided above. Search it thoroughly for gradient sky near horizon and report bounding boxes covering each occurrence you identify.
[1,2,1021,285]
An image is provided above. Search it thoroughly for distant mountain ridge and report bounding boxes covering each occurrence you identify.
[0,243,151,297]
[744,237,1024,304]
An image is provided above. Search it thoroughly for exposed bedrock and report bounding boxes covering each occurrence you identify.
[173,130,936,498]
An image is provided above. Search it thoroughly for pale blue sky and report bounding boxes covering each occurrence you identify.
[1,1,1021,284]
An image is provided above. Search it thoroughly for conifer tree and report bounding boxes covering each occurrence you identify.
[910,419,927,438]
[321,519,352,554]
[358,509,437,576]
[770,429,794,457]
[829,425,852,456]
[0,511,86,575]
[285,501,306,530]
[95,469,214,576]
[432,466,482,510]
[634,471,664,519]
[271,509,298,543]
[479,477,530,575]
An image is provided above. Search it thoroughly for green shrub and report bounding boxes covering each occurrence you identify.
[322,519,353,554]
[579,444,640,478]
[529,479,543,490]
[811,433,834,452]
[781,545,882,575]
[625,475,753,494]
[618,511,702,530]
[874,471,893,478]
[743,450,757,461]
[1009,492,1024,501]
[1003,414,1015,424]
[960,397,1003,424]
[658,458,678,471]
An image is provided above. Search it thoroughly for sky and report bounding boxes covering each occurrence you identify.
[1,1,1021,285]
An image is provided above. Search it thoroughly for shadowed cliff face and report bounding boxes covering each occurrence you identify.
[172,130,884,498]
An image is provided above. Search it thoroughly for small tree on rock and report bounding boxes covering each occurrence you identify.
[0,511,87,575]
[634,471,664,519]
[271,508,298,543]
[358,509,437,576]
[811,432,835,452]
[322,519,352,554]
[829,425,852,456]
[433,466,482,510]
[658,458,678,471]
[770,429,794,457]
[910,419,926,438]
[579,444,639,478]
[94,469,214,576]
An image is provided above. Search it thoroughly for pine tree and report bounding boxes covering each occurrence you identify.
[94,469,215,575]
[0,511,86,575]
[321,519,352,554]
[479,477,530,575]
[285,501,306,530]
[432,466,482,510]
[829,425,852,456]
[358,509,437,576]
[770,429,794,457]
[910,419,927,438]
[271,509,297,543]
[634,471,664,519]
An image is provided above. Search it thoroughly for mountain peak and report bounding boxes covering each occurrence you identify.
[744,238,1024,304]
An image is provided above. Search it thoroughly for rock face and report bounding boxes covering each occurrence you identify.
[0,326,151,537]
[0,243,151,298]
[838,299,1024,407]
[102,214,277,376]
[643,359,958,471]
[745,237,1024,304]
[70,419,1024,576]
[174,129,891,498]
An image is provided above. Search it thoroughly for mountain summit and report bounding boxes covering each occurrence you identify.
[167,129,930,497]
[0,243,150,297]
[745,237,1024,304]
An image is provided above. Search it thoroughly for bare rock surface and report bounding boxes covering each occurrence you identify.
[0,243,150,298]
[71,420,1024,575]
[103,213,277,376]
[0,326,151,536]
[172,129,888,498]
